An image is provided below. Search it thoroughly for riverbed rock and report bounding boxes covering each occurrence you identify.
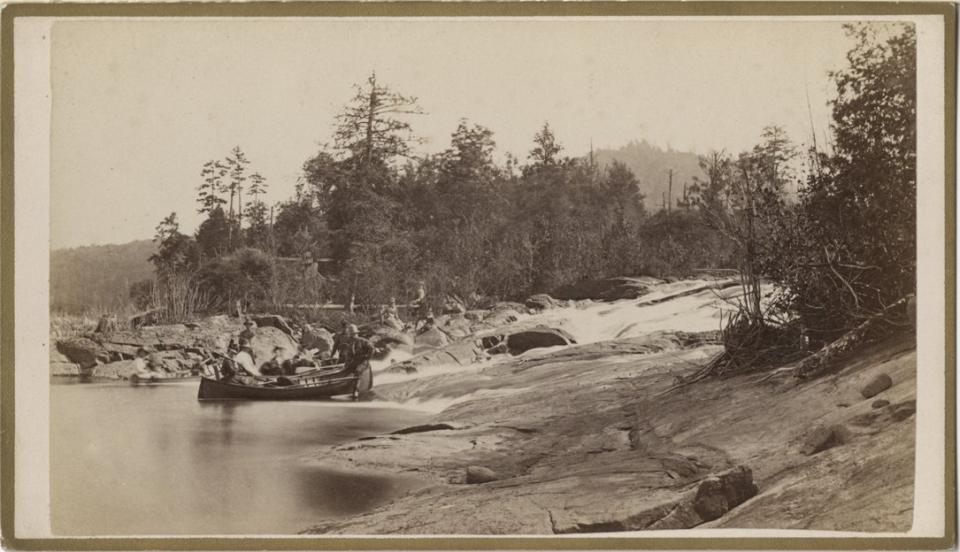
[464,466,499,484]
[305,312,917,535]
[57,337,109,368]
[369,326,415,350]
[436,315,475,340]
[861,374,893,398]
[800,424,850,455]
[524,294,556,311]
[248,327,298,365]
[250,314,296,337]
[464,310,489,322]
[416,327,449,349]
[92,359,140,379]
[692,466,759,521]
[301,324,335,354]
[552,276,661,301]
[50,362,82,376]
[483,309,520,327]
[506,327,575,355]
[889,400,916,422]
[872,399,891,409]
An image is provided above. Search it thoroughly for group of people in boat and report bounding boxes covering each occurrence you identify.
[217,320,375,384]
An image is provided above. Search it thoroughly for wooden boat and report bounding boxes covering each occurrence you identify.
[197,362,373,401]
[130,371,201,385]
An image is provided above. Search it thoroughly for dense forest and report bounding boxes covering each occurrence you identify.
[86,23,914,372]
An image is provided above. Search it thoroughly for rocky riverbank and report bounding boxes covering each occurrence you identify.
[300,280,916,534]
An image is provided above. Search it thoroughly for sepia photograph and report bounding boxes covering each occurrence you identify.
[1,3,954,549]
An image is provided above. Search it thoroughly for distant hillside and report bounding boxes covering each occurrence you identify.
[593,141,703,210]
[51,240,156,313]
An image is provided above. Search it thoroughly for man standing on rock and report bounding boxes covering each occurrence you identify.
[340,324,374,376]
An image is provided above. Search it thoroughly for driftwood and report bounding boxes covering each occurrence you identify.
[790,317,878,379]
[791,294,913,379]
[663,294,914,392]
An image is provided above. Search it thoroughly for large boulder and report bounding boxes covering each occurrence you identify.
[368,326,414,348]
[50,348,82,376]
[301,324,335,355]
[483,308,521,328]
[506,327,575,355]
[552,276,661,301]
[692,466,758,521]
[437,315,475,340]
[100,342,141,361]
[464,310,489,322]
[56,337,109,368]
[464,466,500,484]
[91,359,139,379]
[861,374,893,399]
[250,314,296,337]
[415,327,450,349]
[248,327,298,367]
[800,424,850,455]
[524,294,557,311]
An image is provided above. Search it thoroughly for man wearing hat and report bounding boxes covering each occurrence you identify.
[239,318,257,342]
[340,324,374,376]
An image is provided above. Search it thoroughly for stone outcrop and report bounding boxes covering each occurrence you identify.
[304,326,916,534]
[505,327,576,354]
[249,314,296,337]
[415,327,450,349]
[800,425,850,455]
[248,327,299,367]
[56,337,109,368]
[464,466,499,484]
[524,294,557,311]
[51,313,296,379]
[301,324,335,354]
[551,276,662,301]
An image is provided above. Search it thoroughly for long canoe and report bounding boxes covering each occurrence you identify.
[130,372,201,385]
[197,362,373,401]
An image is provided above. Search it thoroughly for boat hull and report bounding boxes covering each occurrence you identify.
[197,363,372,401]
[131,372,201,385]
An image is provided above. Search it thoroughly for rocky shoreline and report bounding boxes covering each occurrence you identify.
[297,282,916,535]
[50,278,917,534]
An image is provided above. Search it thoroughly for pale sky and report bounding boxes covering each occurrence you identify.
[50,18,860,249]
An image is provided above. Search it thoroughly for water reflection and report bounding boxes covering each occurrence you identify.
[51,382,427,535]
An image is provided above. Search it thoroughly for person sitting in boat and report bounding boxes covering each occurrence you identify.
[341,324,374,375]
[232,339,257,376]
[259,346,285,376]
[282,347,316,375]
[133,347,156,379]
[239,318,256,342]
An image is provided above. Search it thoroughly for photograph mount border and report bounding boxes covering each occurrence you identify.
[0,2,955,550]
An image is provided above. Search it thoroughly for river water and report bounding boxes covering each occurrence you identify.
[50,380,430,536]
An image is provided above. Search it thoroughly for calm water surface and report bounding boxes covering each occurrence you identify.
[51,381,429,535]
